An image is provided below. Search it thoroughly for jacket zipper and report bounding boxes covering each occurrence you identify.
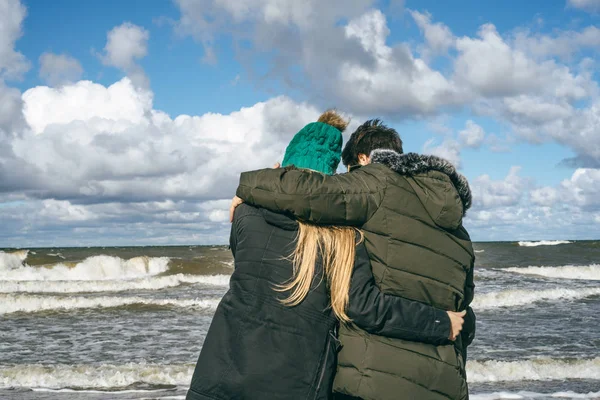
[314,334,332,399]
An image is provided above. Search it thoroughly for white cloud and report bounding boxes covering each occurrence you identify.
[422,138,462,167]
[567,0,600,13]
[471,166,527,209]
[22,79,152,134]
[560,168,600,209]
[454,24,591,100]
[410,10,454,57]
[174,2,463,117]
[12,78,321,203]
[39,53,83,86]
[39,199,97,222]
[530,168,600,215]
[512,26,600,60]
[337,10,461,116]
[0,0,30,80]
[100,22,150,88]
[530,186,560,207]
[458,120,485,148]
[495,96,600,166]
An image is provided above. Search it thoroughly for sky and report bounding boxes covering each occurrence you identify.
[0,0,599,247]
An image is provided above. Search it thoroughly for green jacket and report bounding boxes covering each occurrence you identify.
[236,150,476,400]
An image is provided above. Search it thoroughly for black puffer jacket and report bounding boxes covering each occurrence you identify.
[186,204,451,400]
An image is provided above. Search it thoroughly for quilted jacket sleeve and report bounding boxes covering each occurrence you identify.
[236,165,388,226]
[347,241,451,344]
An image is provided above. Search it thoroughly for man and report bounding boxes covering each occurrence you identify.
[232,119,476,400]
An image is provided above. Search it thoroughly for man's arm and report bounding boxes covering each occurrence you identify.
[461,262,476,347]
[346,242,455,345]
[236,165,388,226]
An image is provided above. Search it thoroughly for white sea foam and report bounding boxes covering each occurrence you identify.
[2,359,598,390]
[0,250,29,271]
[0,294,220,315]
[0,363,194,389]
[471,391,600,399]
[469,357,600,383]
[518,240,573,247]
[0,254,170,281]
[475,250,485,253]
[47,252,66,259]
[472,287,600,310]
[0,273,230,293]
[505,265,600,281]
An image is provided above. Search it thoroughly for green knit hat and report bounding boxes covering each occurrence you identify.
[282,110,348,175]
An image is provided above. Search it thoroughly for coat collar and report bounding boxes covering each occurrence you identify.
[370,149,472,215]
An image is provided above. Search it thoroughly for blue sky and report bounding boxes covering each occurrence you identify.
[1,0,599,246]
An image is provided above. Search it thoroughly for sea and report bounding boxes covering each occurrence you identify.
[0,240,599,400]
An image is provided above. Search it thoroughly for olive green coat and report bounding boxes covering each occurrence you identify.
[236,150,476,400]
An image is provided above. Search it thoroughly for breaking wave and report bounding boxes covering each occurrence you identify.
[518,240,573,247]
[1,358,598,390]
[0,250,29,271]
[0,363,194,389]
[505,265,600,281]
[0,294,220,315]
[471,391,600,400]
[0,273,230,293]
[472,287,600,310]
[0,253,170,281]
[469,357,600,383]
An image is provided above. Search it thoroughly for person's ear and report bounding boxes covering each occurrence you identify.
[357,153,371,165]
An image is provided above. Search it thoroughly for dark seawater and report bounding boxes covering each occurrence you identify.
[1,241,599,400]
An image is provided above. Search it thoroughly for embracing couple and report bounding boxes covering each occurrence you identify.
[186,111,476,400]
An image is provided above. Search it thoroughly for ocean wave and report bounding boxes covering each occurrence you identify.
[505,265,600,281]
[469,357,600,383]
[472,287,600,310]
[0,254,170,281]
[474,250,485,253]
[0,250,29,271]
[471,391,600,400]
[0,273,230,293]
[518,240,573,247]
[2,358,598,390]
[0,363,194,389]
[0,294,220,315]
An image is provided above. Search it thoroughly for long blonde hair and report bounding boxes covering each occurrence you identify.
[276,223,363,322]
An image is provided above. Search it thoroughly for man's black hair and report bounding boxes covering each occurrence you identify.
[341,119,403,167]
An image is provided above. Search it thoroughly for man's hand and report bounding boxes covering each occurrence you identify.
[447,310,466,341]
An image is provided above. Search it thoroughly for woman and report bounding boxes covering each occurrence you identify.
[186,111,464,400]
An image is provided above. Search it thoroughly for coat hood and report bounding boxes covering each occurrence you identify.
[260,208,299,231]
[370,150,472,230]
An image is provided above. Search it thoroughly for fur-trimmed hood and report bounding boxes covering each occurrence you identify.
[370,149,472,229]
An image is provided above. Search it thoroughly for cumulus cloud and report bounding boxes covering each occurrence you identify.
[454,24,590,100]
[471,166,527,209]
[174,1,462,117]
[532,168,600,210]
[1,69,328,245]
[38,52,84,86]
[422,138,462,168]
[410,10,454,57]
[172,3,599,170]
[458,120,485,148]
[0,0,30,80]
[512,26,600,60]
[567,0,600,13]
[495,96,600,166]
[100,22,150,88]
[12,78,321,204]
